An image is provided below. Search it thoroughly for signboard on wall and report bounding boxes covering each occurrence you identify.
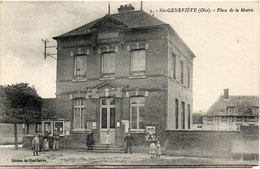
[146,126,155,134]
[64,121,71,136]
[146,126,156,141]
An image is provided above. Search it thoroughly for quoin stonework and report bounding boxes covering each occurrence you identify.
[41,4,195,147]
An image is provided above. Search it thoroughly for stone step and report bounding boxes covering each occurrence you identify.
[84,144,125,153]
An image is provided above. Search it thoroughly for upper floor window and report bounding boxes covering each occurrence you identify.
[74,56,87,77]
[130,97,145,130]
[180,61,184,84]
[187,67,191,88]
[102,53,115,76]
[172,53,176,79]
[131,50,146,76]
[181,101,185,129]
[227,106,235,115]
[74,99,86,130]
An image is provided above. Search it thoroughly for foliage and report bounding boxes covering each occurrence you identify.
[0,83,42,124]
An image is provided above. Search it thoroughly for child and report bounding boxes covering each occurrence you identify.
[149,141,156,159]
[105,131,111,145]
[32,133,40,156]
[155,140,161,159]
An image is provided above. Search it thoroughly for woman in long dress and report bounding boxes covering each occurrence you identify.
[105,131,110,145]
[43,131,49,151]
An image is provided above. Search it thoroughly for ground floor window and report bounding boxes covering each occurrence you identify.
[187,104,191,129]
[74,99,86,130]
[130,97,145,130]
[181,101,185,129]
[175,99,179,129]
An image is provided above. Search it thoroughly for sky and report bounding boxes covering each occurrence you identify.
[0,1,259,112]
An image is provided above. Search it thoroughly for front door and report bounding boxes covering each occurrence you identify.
[100,98,116,144]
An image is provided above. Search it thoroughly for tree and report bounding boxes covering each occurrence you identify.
[0,83,42,149]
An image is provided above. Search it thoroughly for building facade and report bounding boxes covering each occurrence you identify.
[202,89,259,130]
[50,4,195,145]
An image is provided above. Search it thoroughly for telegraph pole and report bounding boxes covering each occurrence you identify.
[41,39,57,60]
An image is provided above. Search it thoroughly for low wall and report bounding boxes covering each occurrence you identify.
[23,126,259,160]
[0,123,24,145]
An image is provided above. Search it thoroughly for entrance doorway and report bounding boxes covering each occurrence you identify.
[100,98,116,144]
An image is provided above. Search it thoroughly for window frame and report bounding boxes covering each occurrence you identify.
[172,53,176,79]
[175,99,179,129]
[187,67,191,88]
[74,55,87,78]
[181,101,185,129]
[227,106,235,115]
[180,61,184,84]
[130,97,145,131]
[73,98,86,131]
[102,52,116,77]
[130,49,146,76]
[187,104,191,129]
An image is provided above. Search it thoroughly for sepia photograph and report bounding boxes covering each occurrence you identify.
[0,1,259,168]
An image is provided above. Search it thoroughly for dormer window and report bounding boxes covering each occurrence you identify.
[252,106,259,115]
[227,106,235,115]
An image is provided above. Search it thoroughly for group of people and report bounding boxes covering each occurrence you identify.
[149,140,161,159]
[31,129,60,156]
[32,128,161,158]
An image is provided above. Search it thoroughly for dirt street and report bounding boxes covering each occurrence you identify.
[0,147,258,167]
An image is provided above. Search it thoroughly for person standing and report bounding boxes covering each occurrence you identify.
[155,140,161,159]
[38,131,43,152]
[89,130,94,150]
[124,132,133,154]
[53,129,59,150]
[149,141,156,159]
[86,130,94,150]
[43,131,49,151]
[32,133,40,156]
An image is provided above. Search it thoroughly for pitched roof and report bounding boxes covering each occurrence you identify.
[54,10,167,39]
[205,95,259,116]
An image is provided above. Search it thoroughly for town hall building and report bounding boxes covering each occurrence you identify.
[43,4,195,146]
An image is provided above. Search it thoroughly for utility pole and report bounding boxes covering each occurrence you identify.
[41,39,57,60]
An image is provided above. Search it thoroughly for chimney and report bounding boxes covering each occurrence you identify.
[118,4,135,13]
[223,89,229,100]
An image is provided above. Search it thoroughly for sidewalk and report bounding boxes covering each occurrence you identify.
[0,148,258,167]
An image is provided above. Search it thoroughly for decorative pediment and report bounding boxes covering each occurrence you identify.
[93,81,122,89]
[86,81,123,99]
[90,15,127,31]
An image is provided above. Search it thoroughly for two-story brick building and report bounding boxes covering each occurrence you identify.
[48,4,195,146]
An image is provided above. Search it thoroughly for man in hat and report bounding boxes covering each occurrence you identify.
[53,129,59,150]
[124,131,134,154]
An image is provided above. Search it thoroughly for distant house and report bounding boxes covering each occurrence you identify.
[202,89,259,130]
[192,112,203,129]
